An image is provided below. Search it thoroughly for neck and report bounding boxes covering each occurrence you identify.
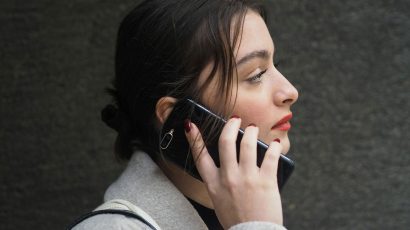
[157,159,214,209]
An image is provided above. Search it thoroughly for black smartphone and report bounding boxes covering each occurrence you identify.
[160,98,295,190]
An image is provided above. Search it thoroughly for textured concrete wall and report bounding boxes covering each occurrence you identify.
[1,0,408,229]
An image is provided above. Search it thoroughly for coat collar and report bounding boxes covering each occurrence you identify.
[104,151,207,229]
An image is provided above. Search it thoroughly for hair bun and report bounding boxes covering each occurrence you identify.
[101,104,122,132]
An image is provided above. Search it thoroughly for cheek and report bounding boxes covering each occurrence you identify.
[233,99,270,128]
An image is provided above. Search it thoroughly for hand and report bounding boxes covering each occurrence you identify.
[185,117,283,229]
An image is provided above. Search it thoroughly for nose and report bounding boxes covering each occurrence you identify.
[273,74,299,107]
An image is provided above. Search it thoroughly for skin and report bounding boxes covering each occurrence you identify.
[200,11,298,153]
[157,11,298,228]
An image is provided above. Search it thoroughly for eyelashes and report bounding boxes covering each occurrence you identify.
[247,69,268,83]
[246,59,281,84]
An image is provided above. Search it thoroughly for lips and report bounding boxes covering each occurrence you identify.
[271,113,292,131]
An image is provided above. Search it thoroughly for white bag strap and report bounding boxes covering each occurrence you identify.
[94,199,162,230]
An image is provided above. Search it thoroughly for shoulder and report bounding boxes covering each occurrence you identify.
[229,221,287,230]
[72,213,153,230]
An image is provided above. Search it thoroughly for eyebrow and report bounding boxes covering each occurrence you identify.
[236,50,271,67]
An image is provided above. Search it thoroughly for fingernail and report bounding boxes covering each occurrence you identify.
[184,119,191,133]
[230,115,240,119]
[273,138,280,143]
[248,123,256,127]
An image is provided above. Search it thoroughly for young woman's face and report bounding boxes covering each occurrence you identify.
[200,11,298,154]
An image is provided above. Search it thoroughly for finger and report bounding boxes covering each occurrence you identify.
[218,117,241,170]
[239,125,258,173]
[260,141,282,178]
[185,120,218,182]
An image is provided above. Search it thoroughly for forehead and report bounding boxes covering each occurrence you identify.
[235,11,274,61]
[198,11,274,79]
[197,11,274,106]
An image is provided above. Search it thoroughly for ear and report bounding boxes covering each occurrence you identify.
[155,96,177,125]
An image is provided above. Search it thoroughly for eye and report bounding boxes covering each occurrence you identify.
[247,69,267,83]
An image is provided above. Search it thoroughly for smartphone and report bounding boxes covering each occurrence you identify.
[160,98,295,190]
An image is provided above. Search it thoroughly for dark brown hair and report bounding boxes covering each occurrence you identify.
[102,0,266,160]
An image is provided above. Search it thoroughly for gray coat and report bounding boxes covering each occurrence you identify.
[73,151,287,230]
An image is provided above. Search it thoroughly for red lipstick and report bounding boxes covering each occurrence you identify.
[271,113,292,131]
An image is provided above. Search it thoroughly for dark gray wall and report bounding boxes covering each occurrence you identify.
[1,0,408,229]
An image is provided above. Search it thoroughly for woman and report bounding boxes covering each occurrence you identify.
[73,0,298,229]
